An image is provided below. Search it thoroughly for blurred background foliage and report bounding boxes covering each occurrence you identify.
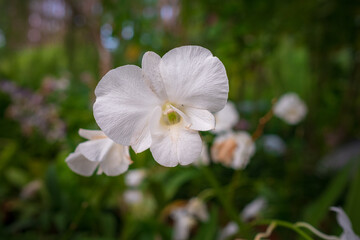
[0,0,359,239]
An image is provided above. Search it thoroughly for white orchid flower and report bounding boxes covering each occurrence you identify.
[273,92,307,125]
[125,169,147,187]
[211,131,255,169]
[212,101,239,133]
[331,207,360,240]
[93,46,229,167]
[65,129,131,176]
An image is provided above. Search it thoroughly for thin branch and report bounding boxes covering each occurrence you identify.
[254,222,277,240]
[252,98,277,141]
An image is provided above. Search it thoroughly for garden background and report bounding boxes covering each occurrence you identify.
[0,0,360,239]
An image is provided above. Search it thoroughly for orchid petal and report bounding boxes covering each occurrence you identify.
[93,65,159,146]
[149,107,202,167]
[75,138,113,162]
[78,129,106,140]
[131,107,161,153]
[65,152,98,176]
[184,106,215,131]
[142,51,168,100]
[159,46,228,112]
[100,145,131,176]
[331,207,360,240]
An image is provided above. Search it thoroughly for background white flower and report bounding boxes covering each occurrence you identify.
[273,92,307,125]
[65,129,131,176]
[123,189,144,205]
[171,208,197,240]
[93,46,229,167]
[212,101,239,133]
[262,134,286,155]
[241,197,267,222]
[125,169,146,187]
[218,222,238,240]
[211,131,255,170]
[186,197,209,222]
[331,207,360,240]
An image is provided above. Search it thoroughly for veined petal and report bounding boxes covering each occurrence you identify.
[150,107,202,167]
[93,65,160,145]
[170,105,214,131]
[78,129,106,140]
[75,138,113,162]
[159,46,229,112]
[65,152,98,176]
[142,51,168,100]
[184,106,215,131]
[130,106,162,153]
[130,123,151,153]
[100,145,131,176]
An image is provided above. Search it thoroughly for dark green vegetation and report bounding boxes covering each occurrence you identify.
[0,0,359,239]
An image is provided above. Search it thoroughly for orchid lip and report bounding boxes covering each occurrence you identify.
[162,103,181,125]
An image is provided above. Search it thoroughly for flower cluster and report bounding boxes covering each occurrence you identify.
[65,46,309,176]
[169,198,209,240]
[66,129,131,176]
[273,92,307,125]
[62,46,318,239]
[66,45,229,175]
[209,101,255,170]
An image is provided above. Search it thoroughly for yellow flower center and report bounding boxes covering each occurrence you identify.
[162,103,181,125]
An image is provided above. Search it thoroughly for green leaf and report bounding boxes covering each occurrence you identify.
[345,160,360,235]
[5,167,28,187]
[100,213,116,237]
[303,163,351,226]
[193,205,219,240]
[0,141,17,173]
[163,168,198,201]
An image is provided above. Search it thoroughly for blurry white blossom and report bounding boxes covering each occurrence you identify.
[218,222,238,240]
[169,198,208,240]
[331,207,360,240]
[211,131,255,169]
[65,129,131,176]
[123,190,143,205]
[93,46,229,167]
[171,209,196,240]
[20,180,42,199]
[125,169,146,187]
[186,198,209,222]
[273,93,307,125]
[212,101,239,133]
[241,197,267,222]
[262,134,286,155]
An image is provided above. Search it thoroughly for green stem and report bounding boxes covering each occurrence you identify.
[201,167,250,236]
[253,219,314,240]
